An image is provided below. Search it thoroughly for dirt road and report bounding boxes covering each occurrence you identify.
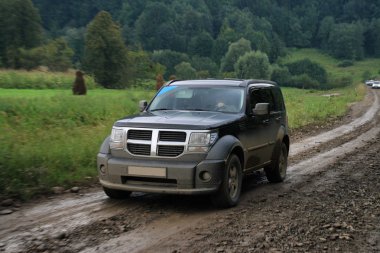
[1,88,379,253]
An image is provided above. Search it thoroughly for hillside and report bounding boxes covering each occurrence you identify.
[1,0,379,88]
[281,48,380,83]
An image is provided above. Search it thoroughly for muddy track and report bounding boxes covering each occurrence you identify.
[0,88,379,253]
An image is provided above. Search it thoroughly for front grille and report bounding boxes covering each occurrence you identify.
[127,130,152,140]
[159,131,186,142]
[157,145,184,157]
[124,128,190,158]
[127,143,151,156]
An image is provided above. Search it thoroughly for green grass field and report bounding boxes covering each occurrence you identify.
[0,89,156,198]
[280,48,380,83]
[0,83,366,199]
[0,69,98,89]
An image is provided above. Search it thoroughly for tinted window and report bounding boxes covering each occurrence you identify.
[272,87,285,111]
[149,86,245,113]
[250,88,275,111]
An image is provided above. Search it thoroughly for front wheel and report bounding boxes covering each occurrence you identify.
[212,154,242,208]
[265,142,288,182]
[103,187,131,199]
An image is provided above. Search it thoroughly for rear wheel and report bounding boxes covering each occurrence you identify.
[212,154,242,208]
[103,187,131,199]
[265,142,288,182]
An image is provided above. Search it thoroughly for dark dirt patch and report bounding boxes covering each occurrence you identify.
[167,133,380,253]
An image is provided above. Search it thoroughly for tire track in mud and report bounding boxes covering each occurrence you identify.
[1,89,379,253]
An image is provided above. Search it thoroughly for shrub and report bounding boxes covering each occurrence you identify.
[337,60,354,67]
[362,70,372,81]
[290,74,320,89]
[271,65,291,86]
[328,75,353,88]
[174,62,196,80]
[285,59,327,85]
[235,51,271,79]
[196,70,210,79]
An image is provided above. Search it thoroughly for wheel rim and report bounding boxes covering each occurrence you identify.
[228,162,239,199]
[279,146,288,178]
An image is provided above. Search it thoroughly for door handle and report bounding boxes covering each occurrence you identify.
[275,116,282,121]
[262,119,269,124]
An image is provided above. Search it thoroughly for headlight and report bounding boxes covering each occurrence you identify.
[188,132,218,152]
[110,128,124,149]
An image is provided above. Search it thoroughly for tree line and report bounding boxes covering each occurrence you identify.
[1,0,379,89]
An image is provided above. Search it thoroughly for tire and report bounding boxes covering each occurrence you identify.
[265,142,288,182]
[103,187,131,199]
[212,154,242,208]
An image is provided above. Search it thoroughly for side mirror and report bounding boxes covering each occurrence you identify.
[139,100,148,112]
[252,103,269,116]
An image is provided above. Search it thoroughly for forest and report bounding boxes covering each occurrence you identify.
[1,0,380,89]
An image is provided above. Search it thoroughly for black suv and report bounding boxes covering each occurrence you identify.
[97,79,289,207]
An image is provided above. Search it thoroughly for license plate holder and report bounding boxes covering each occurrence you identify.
[128,166,166,178]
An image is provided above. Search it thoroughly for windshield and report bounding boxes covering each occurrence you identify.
[148,85,245,113]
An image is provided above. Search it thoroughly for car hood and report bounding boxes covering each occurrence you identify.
[114,110,244,130]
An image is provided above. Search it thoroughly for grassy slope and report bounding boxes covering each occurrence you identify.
[280,48,380,83]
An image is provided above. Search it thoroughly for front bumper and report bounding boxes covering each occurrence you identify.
[97,153,225,195]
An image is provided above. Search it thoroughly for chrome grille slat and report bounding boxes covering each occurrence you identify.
[127,143,151,156]
[127,130,152,140]
[157,146,184,157]
[159,131,186,142]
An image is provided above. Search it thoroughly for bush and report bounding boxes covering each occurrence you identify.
[271,65,291,86]
[18,38,74,72]
[191,56,219,77]
[235,51,271,79]
[285,59,327,85]
[328,75,353,88]
[174,62,196,80]
[337,60,354,67]
[220,38,251,72]
[362,70,372,80]
[196,70,210,79]
[151,50,190,78]
[290,74,320,89]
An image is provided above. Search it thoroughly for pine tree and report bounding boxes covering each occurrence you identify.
[84,11,129,88]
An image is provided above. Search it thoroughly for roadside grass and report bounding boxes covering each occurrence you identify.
[0,69,98,89]
[0,84,366,199]
[283,83,366,128]
[280,48,380,83]
[0,89,155,199]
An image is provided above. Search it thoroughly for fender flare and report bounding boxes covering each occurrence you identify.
[206,135,245,164]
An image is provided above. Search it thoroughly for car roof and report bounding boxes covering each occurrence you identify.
[166,79,277,88]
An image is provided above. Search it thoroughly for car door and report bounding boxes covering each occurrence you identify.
[241,87,278,170]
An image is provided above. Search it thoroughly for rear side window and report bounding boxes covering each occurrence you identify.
[250,88,275,112]
[272,87,285,111]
